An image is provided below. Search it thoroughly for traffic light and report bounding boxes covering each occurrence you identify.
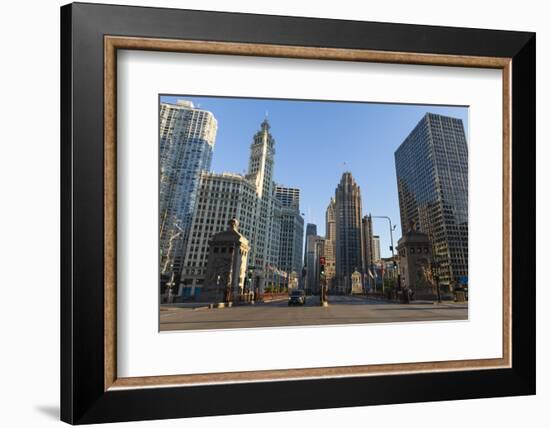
[319,256,326,266]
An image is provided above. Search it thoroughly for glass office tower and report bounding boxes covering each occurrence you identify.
[395,113,468,287]
[159,100,218,283]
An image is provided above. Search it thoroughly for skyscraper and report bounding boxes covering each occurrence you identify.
[275,186,305,276]
[245,119,279,274]
[395,112,468,286]
[159,100,218,283]
[372,235,381,263]
[335,172,364,293]
[303,223,318,267]
[362,214,374,287]
[326,198,336,241]
[324,198,337,291]
[180,172,258,296]
[180,119,287,297]
[274,186,300,210]
[305,235,325,294]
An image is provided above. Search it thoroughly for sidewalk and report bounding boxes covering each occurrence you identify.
[160,302,209,311]
[349,294,399,304]
[349,294,468,306]
[160,295,287,311]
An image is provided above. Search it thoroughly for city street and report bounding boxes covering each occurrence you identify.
[160,295,468,331]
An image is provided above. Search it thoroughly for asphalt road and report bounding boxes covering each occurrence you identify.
[159,295,468,331]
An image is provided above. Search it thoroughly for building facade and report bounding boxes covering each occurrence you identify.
[372,235,381,263]
[334,172,364,293]
[395,113,468,286]
[397,223,434,299]
[179,172,257,297]
[159,100,218,284]
[324,198,337,291]
[305,235,325,294]
[275,186,305,277]
[362,214,375,288]
[179,119,288,298]
[274,186,300,210]
[245,119,280,277]
[199,219,249,303]
[303,223,318,268]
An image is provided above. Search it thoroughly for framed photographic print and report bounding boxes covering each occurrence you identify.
[61,2,535,424]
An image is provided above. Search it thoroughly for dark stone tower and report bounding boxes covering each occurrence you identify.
[335,172,364,293]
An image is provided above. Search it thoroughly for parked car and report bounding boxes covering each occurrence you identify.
[288,289,306,306]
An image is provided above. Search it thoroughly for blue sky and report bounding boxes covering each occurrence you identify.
[161,95,468,258]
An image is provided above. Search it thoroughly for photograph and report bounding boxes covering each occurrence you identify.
[158,95,469,331]
[54,2,536,424]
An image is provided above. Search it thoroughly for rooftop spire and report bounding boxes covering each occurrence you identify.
[260,117,270,132]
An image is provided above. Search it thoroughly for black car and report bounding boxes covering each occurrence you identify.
[288,289,306,306]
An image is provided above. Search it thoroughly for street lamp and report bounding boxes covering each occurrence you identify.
[372,215,396,260]
[373,215,400,298]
